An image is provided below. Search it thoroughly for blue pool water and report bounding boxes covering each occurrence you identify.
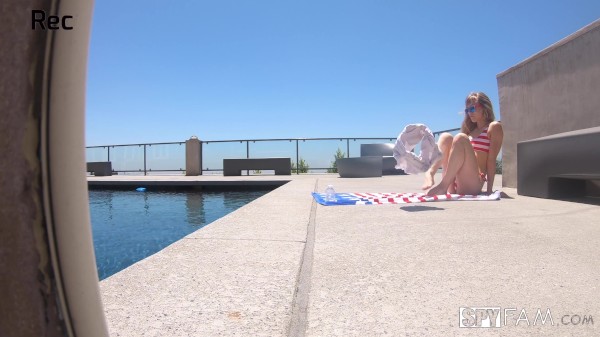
[89,189,270,280]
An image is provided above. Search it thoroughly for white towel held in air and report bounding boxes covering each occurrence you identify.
[392,124,443,175]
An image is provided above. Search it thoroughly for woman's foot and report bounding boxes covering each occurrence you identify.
[426,182,448,196]
[422,169,436,190]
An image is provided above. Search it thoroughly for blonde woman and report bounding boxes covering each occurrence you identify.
[424,92,503,196]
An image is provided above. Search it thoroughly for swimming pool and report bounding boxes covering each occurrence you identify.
[88,189,270,280]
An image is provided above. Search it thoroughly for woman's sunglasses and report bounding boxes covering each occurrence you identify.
[464,105,476,114]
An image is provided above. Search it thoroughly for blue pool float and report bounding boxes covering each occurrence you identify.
[135,187,147,192]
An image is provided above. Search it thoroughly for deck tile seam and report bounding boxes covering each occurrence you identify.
[287,179,319,337]
[183,237,306,244]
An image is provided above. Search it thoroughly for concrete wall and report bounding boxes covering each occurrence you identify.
[496,19,600,188]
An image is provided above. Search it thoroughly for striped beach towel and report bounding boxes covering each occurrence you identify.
[311,190,501,206]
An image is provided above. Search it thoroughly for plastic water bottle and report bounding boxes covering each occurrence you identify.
[325,185,336,202]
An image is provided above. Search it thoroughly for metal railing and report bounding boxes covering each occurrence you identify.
[86,142,186,175]
[85,128,460,175]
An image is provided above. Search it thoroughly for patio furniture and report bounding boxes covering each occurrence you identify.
[336,143,405,178]
[223,158,291,176]
[517,126,600,199]
[360,143,405,175]
[336,157,383,178]
[87,161,112,176]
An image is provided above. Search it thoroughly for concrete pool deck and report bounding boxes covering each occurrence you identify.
[93,174,600,336]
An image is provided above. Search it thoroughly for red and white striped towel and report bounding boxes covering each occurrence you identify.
[312,190,501,206]
[350,191,500,204]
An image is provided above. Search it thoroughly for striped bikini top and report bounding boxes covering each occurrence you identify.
[469,126,490,153]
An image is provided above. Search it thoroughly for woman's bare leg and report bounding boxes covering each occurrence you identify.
[426,134,481,196]
[422,133,453,190]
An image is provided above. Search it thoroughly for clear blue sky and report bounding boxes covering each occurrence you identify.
[85,0,600,146]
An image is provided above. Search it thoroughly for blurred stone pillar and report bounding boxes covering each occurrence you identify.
[185,136,202,176]
[0,1,68,336]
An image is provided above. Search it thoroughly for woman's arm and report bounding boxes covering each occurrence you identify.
[486,121,504,193]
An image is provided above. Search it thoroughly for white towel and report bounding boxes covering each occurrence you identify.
[392,124,443,174]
